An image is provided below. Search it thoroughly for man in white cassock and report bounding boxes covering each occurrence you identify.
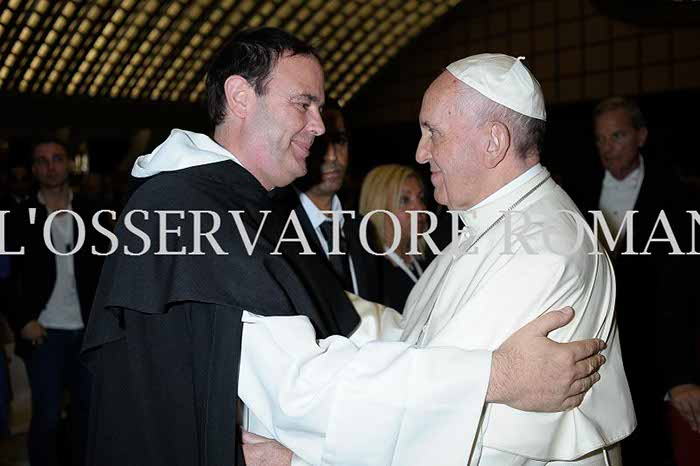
[239,54,633,466]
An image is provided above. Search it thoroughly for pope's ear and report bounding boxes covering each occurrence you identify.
[484,121,510,169]
[224,75,254,119]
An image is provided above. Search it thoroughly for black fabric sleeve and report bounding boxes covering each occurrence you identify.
[85,301,245,466]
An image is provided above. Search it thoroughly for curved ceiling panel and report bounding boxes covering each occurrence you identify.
[0,0,462,106]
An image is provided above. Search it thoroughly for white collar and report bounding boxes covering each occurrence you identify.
[602,155,644,188]
[298,191,345,230]
[471,163,543,210]
[37,188,73,212]
[457,164,550,236]
[131,129,242,178]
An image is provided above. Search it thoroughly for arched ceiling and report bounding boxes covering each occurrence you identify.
[0,0,461,107]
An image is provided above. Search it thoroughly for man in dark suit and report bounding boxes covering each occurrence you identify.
[571,97,696,466]
[8,139,103,466]
[287,99,381,302]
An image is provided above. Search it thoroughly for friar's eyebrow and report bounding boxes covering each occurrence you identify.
[293,93,323,105]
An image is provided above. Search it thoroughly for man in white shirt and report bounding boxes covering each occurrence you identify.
[9,139,102,466]
[581,97,699,465]
[594,97,648,243]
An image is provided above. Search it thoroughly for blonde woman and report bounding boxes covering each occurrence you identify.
[359,164,431,312]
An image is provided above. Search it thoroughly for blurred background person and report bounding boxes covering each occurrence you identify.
[658,250,700,466]
[287,99,382,303]
[359,164,431,312]
[8,138,103,466]
[6,160,32,208]
[0,161,13,440]
[570,96,694,466]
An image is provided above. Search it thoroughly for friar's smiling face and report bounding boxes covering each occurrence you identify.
[247,53,326,189]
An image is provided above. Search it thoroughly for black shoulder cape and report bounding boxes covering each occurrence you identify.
[82,160,359,466]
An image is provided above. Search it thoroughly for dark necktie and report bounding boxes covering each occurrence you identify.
[319,220,353,291]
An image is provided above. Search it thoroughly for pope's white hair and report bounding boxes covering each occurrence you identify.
[455,83,545,159]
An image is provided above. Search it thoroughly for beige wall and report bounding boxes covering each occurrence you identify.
[347,0,700,126]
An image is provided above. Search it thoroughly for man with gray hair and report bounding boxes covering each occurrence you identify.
[571,96,699,465]
[242,54,635,466]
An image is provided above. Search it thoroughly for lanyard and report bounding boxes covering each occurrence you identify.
[414,175,551,347]
[385,250,423,284]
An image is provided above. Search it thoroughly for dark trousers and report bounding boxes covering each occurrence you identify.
[23,328,91,466]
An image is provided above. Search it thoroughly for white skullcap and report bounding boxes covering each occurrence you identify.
[446,53,546,121]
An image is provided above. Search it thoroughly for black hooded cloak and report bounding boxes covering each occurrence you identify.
[82,160,359,466]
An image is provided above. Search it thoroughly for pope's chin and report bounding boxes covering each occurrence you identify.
[430,175,448,206]
[432,187,449,207]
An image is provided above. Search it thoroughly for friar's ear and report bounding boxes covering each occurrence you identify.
[484,121,511,169]
[223,75,254,119]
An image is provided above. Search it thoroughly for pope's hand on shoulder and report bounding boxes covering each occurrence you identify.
[487,307,606,412]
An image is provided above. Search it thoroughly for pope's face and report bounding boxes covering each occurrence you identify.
[249,54,325,189]
[594,108,647,180]
[416,72,485,210]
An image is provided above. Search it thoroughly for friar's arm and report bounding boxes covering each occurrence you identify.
[238,307,604,465]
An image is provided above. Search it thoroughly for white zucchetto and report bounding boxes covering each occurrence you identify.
[446,53,547,121]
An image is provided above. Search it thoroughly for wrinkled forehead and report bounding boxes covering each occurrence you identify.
[420,71,471,121]
[424,72,455,101]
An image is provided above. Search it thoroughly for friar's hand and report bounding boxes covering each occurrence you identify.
[241,429,293,466]
[670,383,700,433]
[487,306,606,412]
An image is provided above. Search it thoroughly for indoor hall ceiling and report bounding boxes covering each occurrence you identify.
[0,0,461,107]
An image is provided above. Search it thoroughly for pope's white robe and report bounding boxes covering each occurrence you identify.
[398,166,636,465]
[239,166,636,465]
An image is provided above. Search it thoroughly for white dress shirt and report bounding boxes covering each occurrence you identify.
[37,191,84,330]
[598,156,644,237]
[298,192,359,295]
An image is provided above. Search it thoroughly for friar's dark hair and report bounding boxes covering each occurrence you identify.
[205,27,319,127]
